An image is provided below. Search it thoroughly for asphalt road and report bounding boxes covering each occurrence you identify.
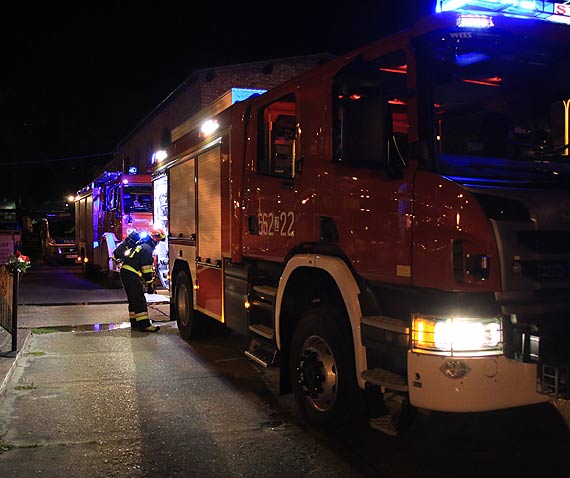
[1,261,569,477]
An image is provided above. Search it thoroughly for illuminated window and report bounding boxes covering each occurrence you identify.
[257,93,298,178]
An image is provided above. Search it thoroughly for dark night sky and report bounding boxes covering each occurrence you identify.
[1,1,434,208]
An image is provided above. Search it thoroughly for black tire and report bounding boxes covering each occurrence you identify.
[81,249,88,274]
[289,306,363,428]
[82,251,96,278]
[174,270,199,340]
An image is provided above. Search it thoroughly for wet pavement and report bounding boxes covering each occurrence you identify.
[1,262,169,397]
[2,262,570,477]
[0,323,372,477]
[0,263,375,477]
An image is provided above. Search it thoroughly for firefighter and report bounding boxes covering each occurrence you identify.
[120,227,166,332]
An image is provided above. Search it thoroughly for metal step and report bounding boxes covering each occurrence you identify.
[244,338,277,367]
[361,315,408,334]
[252,285,277,297]
[252,285,277,303]
[250,299,273,312]
[248,323,274,340]
[362,368,409,392]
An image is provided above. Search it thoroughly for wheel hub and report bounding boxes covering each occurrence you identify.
[298,335,338,412]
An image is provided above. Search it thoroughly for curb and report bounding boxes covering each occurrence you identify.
[0,329,32,397]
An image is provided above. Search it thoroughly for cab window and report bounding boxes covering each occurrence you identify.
[105,185,119,211]
[257,93,298,178]
[333,51,409,167]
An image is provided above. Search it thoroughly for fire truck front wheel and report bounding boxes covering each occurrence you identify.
[174,271,199,340]
[289,306,362,428]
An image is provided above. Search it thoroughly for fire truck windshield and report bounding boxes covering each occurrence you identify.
[123,186,152,213]
[48,219,75,237]
[427,31,570,185]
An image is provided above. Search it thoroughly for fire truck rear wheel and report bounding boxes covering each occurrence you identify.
[175,270,199,340]
[289,306,362,428]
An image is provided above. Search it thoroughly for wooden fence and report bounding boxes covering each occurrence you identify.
[0,265,18,352]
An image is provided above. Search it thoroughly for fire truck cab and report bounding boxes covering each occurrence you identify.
[155,1,570,430]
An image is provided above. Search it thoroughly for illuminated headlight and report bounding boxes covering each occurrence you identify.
[412,314,502,356]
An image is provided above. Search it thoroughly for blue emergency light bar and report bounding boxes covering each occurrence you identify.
[230,88,267,103]
[437,0,570,25]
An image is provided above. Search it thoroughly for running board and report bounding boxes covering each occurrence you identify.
[248,323,274,340]
[245,338,278,368]
[362,368,409,392]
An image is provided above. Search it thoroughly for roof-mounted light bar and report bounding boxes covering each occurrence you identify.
[457,13,495,27]
[437,1,570,25]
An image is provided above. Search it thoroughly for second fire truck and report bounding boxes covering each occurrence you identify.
[154,1,570,430]
[75,172,154,286]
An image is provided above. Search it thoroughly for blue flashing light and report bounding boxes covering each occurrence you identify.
[128,166,138,174]
[437,0,570,25]
[93,241,99,248]
[230,88,267,104]
[139,231,148,239]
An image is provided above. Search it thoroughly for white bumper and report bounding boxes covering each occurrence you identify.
[408,351,549,412]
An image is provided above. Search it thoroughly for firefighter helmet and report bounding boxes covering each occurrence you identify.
[148,227,166,242]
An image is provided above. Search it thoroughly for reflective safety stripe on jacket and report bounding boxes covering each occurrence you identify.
[121,264,141,276]
[121,240,155,284]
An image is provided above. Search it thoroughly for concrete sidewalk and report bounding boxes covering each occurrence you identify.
[0,294,171,397]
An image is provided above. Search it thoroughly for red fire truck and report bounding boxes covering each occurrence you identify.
[75,172,154,286]
[154,1,570,430]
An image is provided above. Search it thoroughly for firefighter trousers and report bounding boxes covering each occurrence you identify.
[120,268,151,329]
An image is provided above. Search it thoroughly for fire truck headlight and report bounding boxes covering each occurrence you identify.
[412,314,502,356]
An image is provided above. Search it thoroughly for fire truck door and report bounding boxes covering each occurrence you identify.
[196,146,223,319]
[243,93,301,261]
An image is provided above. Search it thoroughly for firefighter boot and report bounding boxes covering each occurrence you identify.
[132,319,160,333]
[140,324,160,333]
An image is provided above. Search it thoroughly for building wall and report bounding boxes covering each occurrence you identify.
[108,54,333,174]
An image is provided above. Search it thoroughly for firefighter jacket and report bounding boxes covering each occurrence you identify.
[121,237,155,283]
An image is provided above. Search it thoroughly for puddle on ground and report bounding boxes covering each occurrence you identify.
[33,322,135,333]
[260,419,286,430]
[31,322,176,333]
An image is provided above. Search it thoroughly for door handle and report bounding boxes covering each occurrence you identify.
[248,215,259,234]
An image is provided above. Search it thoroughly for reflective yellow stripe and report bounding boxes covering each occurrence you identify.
[122,264,141,276]
[129,245,142,259]
[134,313,149,322]
[141,265,153,273]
